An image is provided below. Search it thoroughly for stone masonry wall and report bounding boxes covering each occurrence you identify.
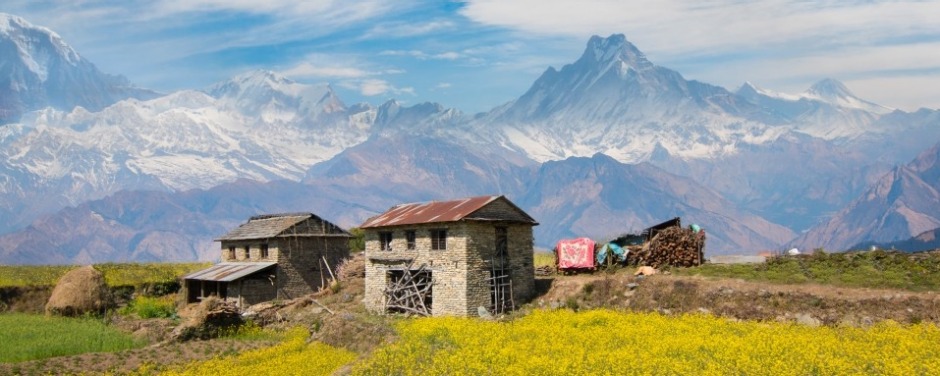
[363,223,469,316]
[364,220,535,317]
[463,223,535,315]
[276,237,349,299]
[219,236,349,301]
[219,241,279,262]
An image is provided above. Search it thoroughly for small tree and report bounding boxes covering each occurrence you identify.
[348,227,365,252]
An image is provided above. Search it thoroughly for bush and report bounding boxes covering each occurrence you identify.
[121,295,177,319]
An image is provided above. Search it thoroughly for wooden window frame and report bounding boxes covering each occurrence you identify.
[405,230,416,250]
[430,229,447,250]
[379,232,393,251]
[260,244,269,259]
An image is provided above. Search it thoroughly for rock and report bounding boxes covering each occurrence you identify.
[795,313,821,327]
[627,283,639,290]
[478,306,494,320]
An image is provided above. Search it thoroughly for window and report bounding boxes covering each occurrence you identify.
[379,232,393,251]
[495,227,508,257]
[260,244,269,259]
[244,246,250,259]
[405,230,416,250]
[431,229,447,250]
[228,246,236,260]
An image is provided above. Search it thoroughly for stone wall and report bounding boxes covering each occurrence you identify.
[363,223,469,316]
[463,223,535,314]
[218,236,349,301]
[224,274,276,307]
[219,241,279,262]
[276,236,349,299]
[364,220,535,317]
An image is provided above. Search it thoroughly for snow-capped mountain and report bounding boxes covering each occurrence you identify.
[207,70,347,123]
[0,70,374,234]
[803,78,893,115]
[2,15,940,263]
[0,13,158,124]
[736,79,891,140]
[476,34,784,162]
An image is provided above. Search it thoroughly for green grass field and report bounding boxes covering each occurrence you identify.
[0,313,144,363]
[675,250,940,291]
[0,263,210,288]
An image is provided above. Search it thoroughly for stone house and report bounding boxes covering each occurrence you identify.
[182,213,350,307]
[361,195,538,317]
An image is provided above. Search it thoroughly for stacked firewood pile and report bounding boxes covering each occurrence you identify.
[629,226,704,268]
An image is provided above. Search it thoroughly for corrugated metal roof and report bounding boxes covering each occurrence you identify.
[182,262,276,282]
[360,195,501,228]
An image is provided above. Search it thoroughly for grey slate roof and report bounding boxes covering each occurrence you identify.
[215,212,350,241]
[182,262,276,282]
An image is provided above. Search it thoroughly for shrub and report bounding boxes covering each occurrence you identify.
[121,295,177,319]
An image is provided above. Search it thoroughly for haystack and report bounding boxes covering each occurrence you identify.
[337,252,365,281]
[45,265,111,316]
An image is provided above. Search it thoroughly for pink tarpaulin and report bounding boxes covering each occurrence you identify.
[556,237,596,269]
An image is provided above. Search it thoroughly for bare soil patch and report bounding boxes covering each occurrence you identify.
[529,271,940,326]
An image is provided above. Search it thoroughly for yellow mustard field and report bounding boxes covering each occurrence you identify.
[141,327,355,376]
[352,309,940,376]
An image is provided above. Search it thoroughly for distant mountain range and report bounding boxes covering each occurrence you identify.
[790,142,940,251]
[1,13,939,264]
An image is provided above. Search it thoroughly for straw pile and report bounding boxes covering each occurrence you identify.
[45,266,111,316]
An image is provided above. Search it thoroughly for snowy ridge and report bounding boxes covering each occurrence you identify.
[802,78,894,115]
[735,79,895,140]
[0,13,81,81]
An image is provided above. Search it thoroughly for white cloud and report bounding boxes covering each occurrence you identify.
[364,20,455,38]
[435,82,452,89]
[380,50,464,61]
[280,63,374,78]
[278,53,405,80]
[460,1,940,56]
[346,79,416,97]
[434,52,461,60]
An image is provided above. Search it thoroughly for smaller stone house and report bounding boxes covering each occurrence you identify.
[183,213,350,307]
[361,195,538,317]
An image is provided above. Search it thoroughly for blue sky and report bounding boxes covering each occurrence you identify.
[5,1,940,113]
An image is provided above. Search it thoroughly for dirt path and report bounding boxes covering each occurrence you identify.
[531,272,940,326]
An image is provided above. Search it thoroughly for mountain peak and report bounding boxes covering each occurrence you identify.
[805,78,854,100]
[0,13,157,124]
[582,34,651,69]
[803,78,893,114]
[206,69,344,120]
[0,12,82,72]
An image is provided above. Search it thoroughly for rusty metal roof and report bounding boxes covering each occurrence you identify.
[182,262,276,282]
[216,213,349,241]
[360,195,504,228]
